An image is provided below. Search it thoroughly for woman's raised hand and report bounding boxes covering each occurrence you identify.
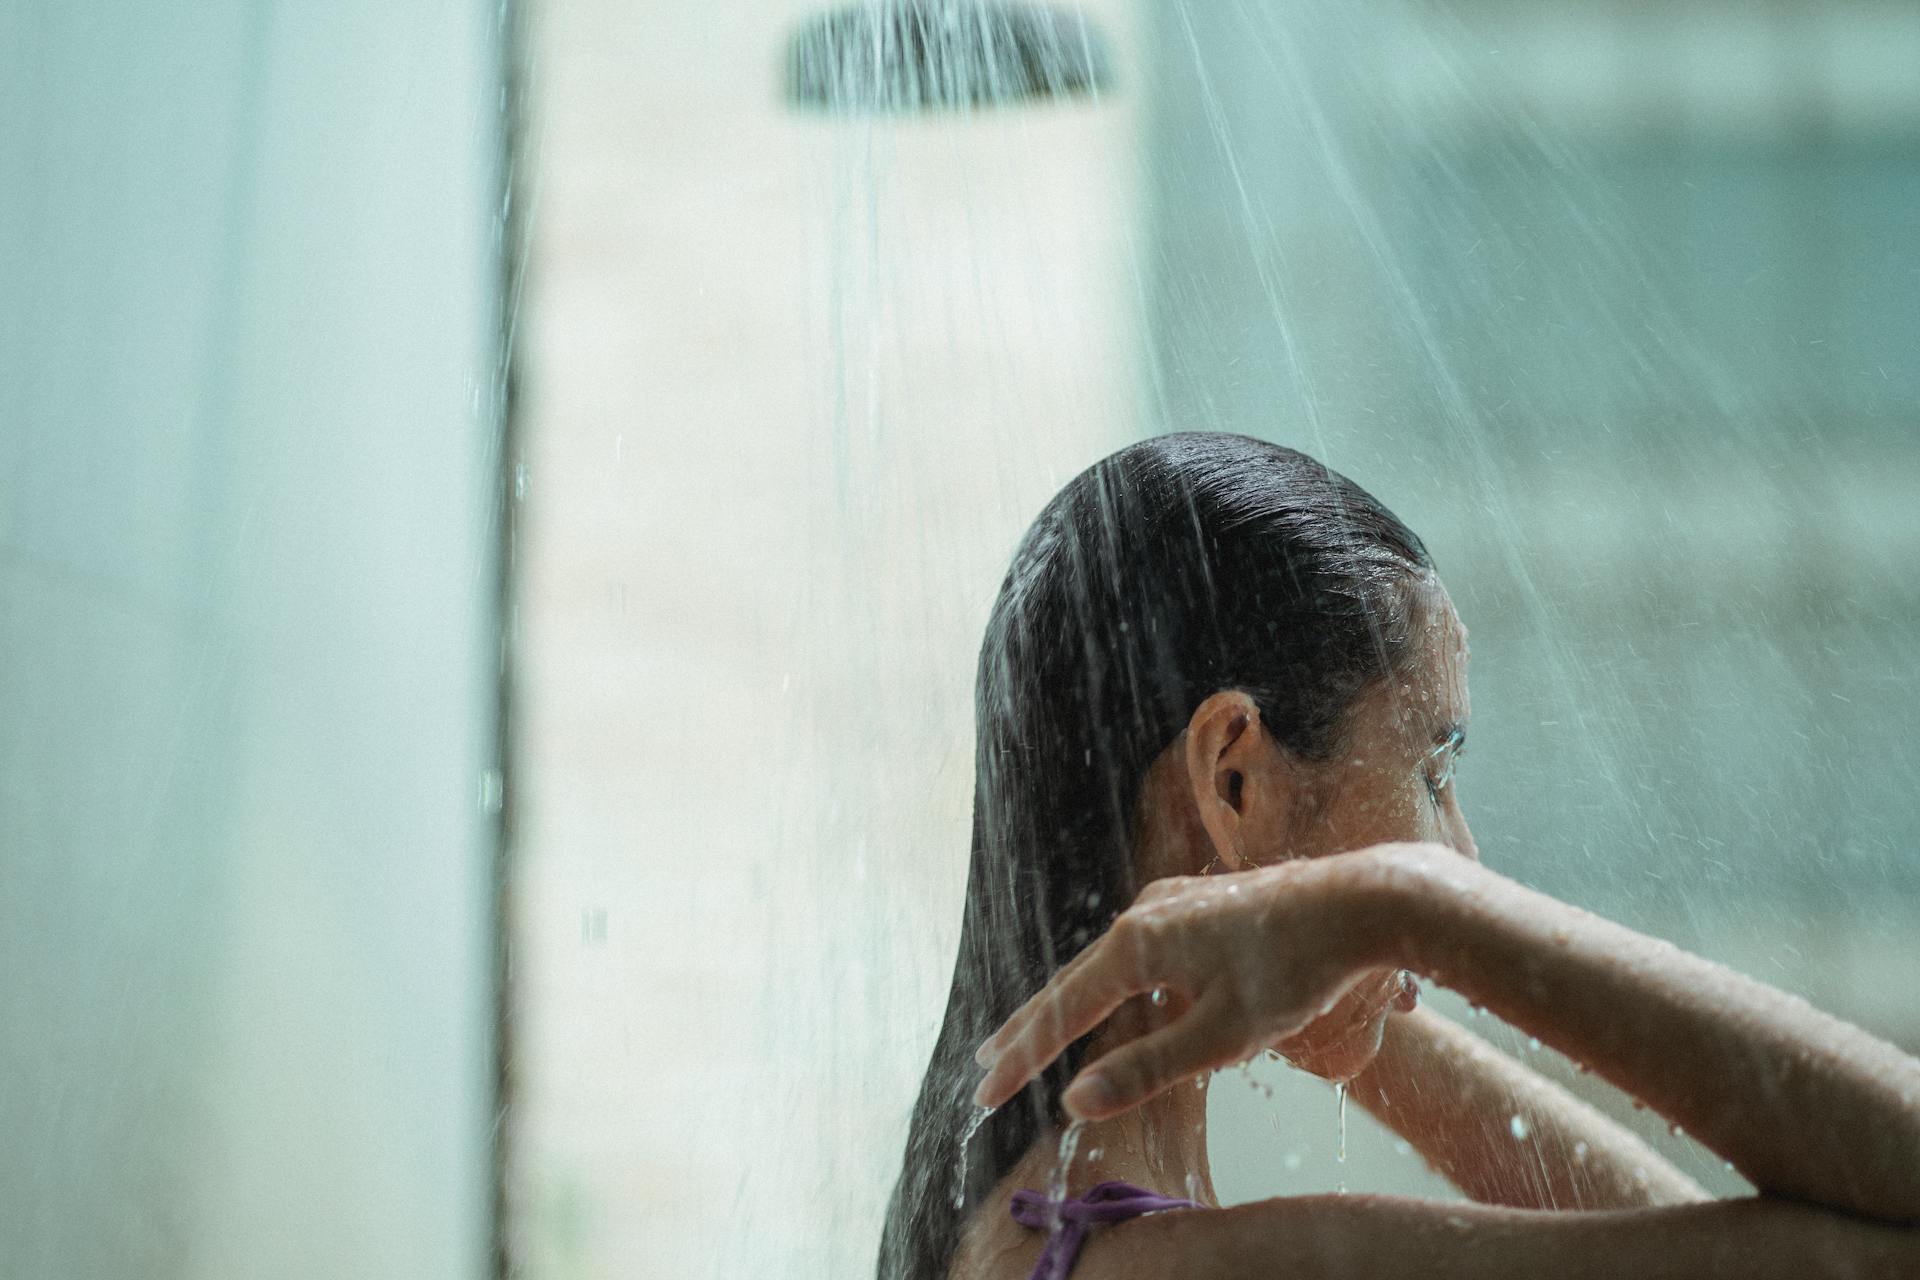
[972,847,1406,1121]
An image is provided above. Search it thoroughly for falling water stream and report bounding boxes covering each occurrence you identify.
[502,1,1920,1275]
[774,0,1919,1268]
[1045,1120,1089,1234]
[10,0,1918,1278]
[954,1104,998,1208]
[1334,1081,1349,1194]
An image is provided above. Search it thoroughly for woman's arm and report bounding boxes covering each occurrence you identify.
[1362,844,1920,1226]
[1346,1004,1707,1210]
[974,842,1920,1230]
[1074,1193,1920,1280]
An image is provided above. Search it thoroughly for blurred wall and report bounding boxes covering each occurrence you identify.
[1144,0,1920,1205]
[1144,0,1920,954]
[0,3,501,1276]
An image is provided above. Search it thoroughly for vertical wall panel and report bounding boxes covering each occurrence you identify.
[0,4,501,1276]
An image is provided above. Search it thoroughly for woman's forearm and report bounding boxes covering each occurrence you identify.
[1347,1004,1705,1210]
[1359,845,1920,1225]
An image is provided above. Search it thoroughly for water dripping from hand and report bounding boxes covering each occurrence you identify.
[1334,1080,1349,1194]
[1045,1119,1087,1236]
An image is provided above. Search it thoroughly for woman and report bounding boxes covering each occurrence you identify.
[876,433,1920,1279]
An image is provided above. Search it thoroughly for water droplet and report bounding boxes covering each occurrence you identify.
[1668,1123,1685,1138]
[1086,1146,1104,1162]
[1509,1114,1530,1140]
[478,769,504,813]
[1631,1097,1646,1111]
[1149,986,1168,1007]
[1335,1082,1349,1164]
[1573,1061,1590,1075]
[580,907,607,944]
[1572,1141,1589,1161]
[1527,1037,1541,1052]
[1468,1004,1485,1018]
[1723,1160,1736,1172]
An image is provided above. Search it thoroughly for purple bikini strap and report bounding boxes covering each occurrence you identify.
[1008,1180,1206,1280]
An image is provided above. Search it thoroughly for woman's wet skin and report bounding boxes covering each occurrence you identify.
[1254,589,1475,1081]
[984,585,1477,1096]
[954,636,1920,1280]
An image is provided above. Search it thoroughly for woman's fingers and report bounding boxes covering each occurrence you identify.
[974,932,1112,1065]
[1062,996,1246,1121]
[972,967,1139,1108]
[976,914,1165,1065]
[973,936,1158,1109]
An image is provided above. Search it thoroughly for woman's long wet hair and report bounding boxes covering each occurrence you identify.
[876,433,1434,1280]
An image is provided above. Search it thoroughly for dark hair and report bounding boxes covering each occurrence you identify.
[875,433,1434,1280]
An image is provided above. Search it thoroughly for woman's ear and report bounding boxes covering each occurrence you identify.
[1183,690,1291,872]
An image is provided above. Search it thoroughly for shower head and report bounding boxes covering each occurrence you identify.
[783,2,1114,115]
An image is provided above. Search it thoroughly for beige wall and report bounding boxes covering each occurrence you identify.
[512,3,1146,1275]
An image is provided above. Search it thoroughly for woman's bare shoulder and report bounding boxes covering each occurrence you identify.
[944,1179,1047,1280]
[1069,1193,1493,1279]
[950,1186,1527,1280]
[948,1192,1460,1280]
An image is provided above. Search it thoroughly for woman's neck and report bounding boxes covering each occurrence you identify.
[1009,1017,1217,1205]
